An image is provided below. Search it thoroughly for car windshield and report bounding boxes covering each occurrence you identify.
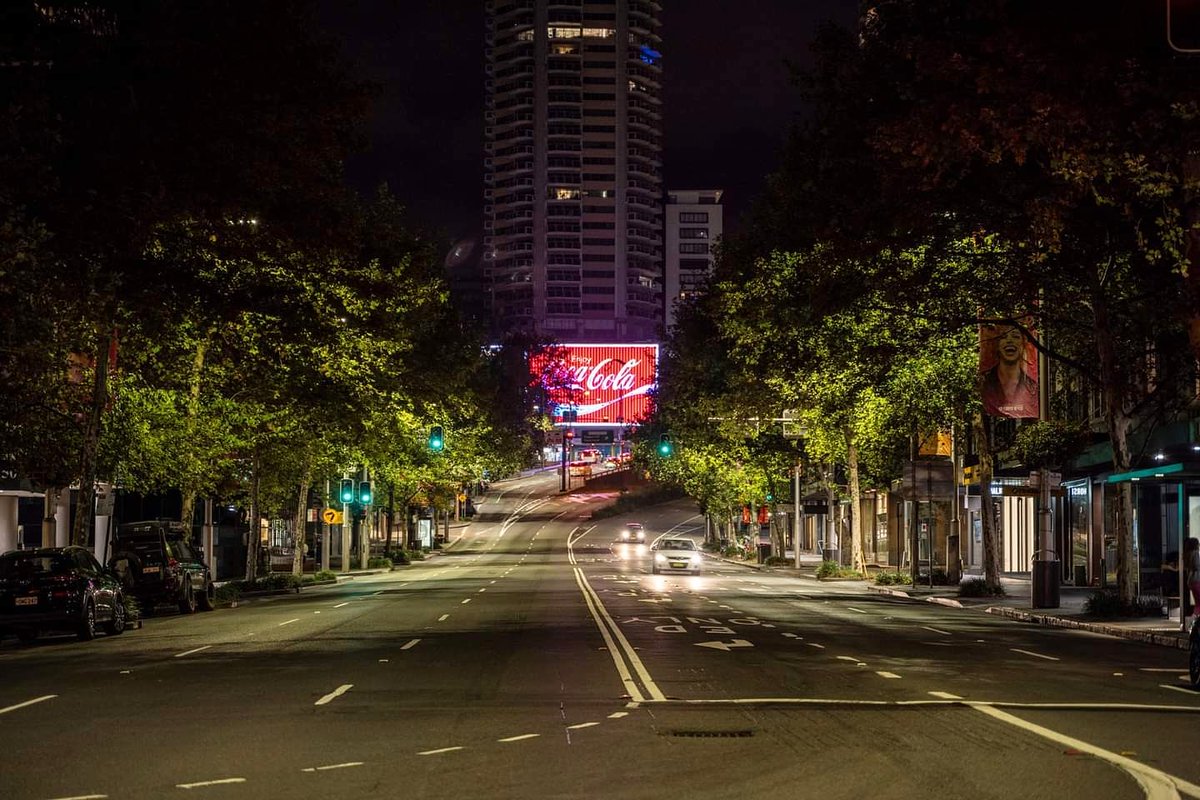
[661,540,694,551]
[0,552,73,577]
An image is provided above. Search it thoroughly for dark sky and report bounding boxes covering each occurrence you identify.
[318,0,860,243]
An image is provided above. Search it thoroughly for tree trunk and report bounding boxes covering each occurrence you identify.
[973,411,1003,590]
[1093,293,1137,604]
[845,428,866,575]
[292,479,309,576]
[72,329,112,547]
[825,466,838,563]
[178,332,211,538]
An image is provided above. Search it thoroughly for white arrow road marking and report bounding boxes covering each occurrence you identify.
[1011,648,1059,661]
[314,684,353,706]
[695,639,754,651]
[176,778,246,789]
[0,694,56,715]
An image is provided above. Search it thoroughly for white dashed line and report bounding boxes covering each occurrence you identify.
[836,656,862,663]
[1160,684,1199,695]
[498,733,540,742]
[478,588,487,593]
[921,626,952,636]
[279,618,300,627]
[176,778,246,789]
[314,684,354,706]
[301,762,363,772]
[0,694,57,716]
[174,646,212,659]
[806,643,825,650]
[461,598,472,605]
[566,722,600,730]
[1140,668,1190,672]
[608,711,629,719]
[401,639,421,650]
[1010,648,1059,662]
[846,607,867,614]
[438,614,450,622]
[876,671,902,679]
[46,795,107,800]
[418,747,464,756]
[334,602,350,609]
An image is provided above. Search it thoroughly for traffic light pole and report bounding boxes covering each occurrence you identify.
[560,431,569,492]
[340,471,351,574]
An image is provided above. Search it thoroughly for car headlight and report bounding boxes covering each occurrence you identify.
[654,553,667,563]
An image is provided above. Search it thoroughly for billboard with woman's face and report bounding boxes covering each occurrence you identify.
[979,319,1039,419]
[530,344,658,426]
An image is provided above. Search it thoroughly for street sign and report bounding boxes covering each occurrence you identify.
[581,429,615,444]
[802,500,829,515]
[321,508,343,525]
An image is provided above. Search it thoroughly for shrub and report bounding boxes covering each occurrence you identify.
[313,569,337,582]
[1084,590,1164,618]
[121,592,141,622]
[383,549,410,565]
[722,545,742,559]
[958,578,1005,597]
[764,556,792,566]
[214,583,242,604]
[367,557,394,570]
[874,570,910,586]
[409,549,426,561]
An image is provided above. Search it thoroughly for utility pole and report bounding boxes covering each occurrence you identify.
[340,470,350,574]
[793,463,803,570]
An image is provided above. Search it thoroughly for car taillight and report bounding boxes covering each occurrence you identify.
[168,558,180,570]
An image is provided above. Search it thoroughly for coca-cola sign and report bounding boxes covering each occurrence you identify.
[531,344,658,426]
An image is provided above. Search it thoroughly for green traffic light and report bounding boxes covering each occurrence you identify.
[658,434,673,456]
[429,425,445,452]
[358,481,372,505]
[339,479,354,504]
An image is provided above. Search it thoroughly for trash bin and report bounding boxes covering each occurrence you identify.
[1073,564,1087,587]
[1032,558,1060,608]
[821,548,838,563]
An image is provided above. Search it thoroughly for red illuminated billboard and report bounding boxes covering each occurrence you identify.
[531,344,658,426]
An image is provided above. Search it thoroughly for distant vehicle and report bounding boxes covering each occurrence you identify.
[618,522,645,543]
[0,546,128,642]
[577,448,602,464]
[651,538,702,575]
[109,520,214,615]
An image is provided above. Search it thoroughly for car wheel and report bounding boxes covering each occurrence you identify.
[77,599,96,641]
[179,582,197,615]
[16,629,37,644]
[198,582,215,612]
[104,594,127,635]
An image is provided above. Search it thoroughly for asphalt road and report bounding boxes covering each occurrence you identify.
[1,471,1198,800]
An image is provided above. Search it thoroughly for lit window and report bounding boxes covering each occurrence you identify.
[552,187,581,200]
[581,27,614,38]
[548,26,582,39]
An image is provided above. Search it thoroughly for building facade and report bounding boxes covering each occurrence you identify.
[484,0,663,343]
[663,189,722,332]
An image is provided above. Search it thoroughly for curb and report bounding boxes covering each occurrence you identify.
[869,586,963,608]
[984,606,1189,650]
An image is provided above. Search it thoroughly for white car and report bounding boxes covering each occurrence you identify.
[651,538,702,575]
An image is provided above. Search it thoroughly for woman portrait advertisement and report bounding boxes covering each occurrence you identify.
[979,318,1039,419]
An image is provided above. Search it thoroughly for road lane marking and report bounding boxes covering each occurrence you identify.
[334,602,350,608]
[567,722,600,730]
[876,671,902,679]
[301,762,363,772]
[1010,648,1059,661]
[836,656,862,663]
[572,569,660,703]
[401,639,421,650]
[968,702,1198,799]
[1141,668,1190,672]
[806,643,826,649]
[176,778,246,789]
[921,626,952,636]
[929,691,962,699]
[1159,684,1199,695]
[174,646,212,659]
[418,747,464,756]
[498,734,540,742]
[279,618,300,627]
[0,694,57,715]
[461,598,472,605]
[438,614,450,622]
[846,607,867,614]
[478,588,487,593]
[314,684,353,706]
[608,711,628,719]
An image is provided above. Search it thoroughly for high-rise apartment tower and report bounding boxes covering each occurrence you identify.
[484,0,663,343]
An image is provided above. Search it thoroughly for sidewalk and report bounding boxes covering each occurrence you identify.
[711,553,1193,651]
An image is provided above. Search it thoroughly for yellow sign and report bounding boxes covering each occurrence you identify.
[321,508,344,525]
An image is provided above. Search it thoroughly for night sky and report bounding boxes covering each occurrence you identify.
[318,0,860,244]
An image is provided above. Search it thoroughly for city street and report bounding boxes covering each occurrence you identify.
[2,472,1198,800]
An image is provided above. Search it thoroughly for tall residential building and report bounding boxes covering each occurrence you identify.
[484,0,663,343]
[664,189,722,332]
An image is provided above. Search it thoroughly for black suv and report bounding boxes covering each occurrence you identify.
[109,520,215,614]
[0,547,128,642]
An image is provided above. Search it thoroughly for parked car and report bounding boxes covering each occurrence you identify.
[108,520,214,614]
[651,538,703,575]
[0,546,128,642]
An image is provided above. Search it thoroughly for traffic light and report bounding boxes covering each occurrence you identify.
[429,425,445,452]
[339,479,354,504]
[358,481,372,505]
[657,433,673,457]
